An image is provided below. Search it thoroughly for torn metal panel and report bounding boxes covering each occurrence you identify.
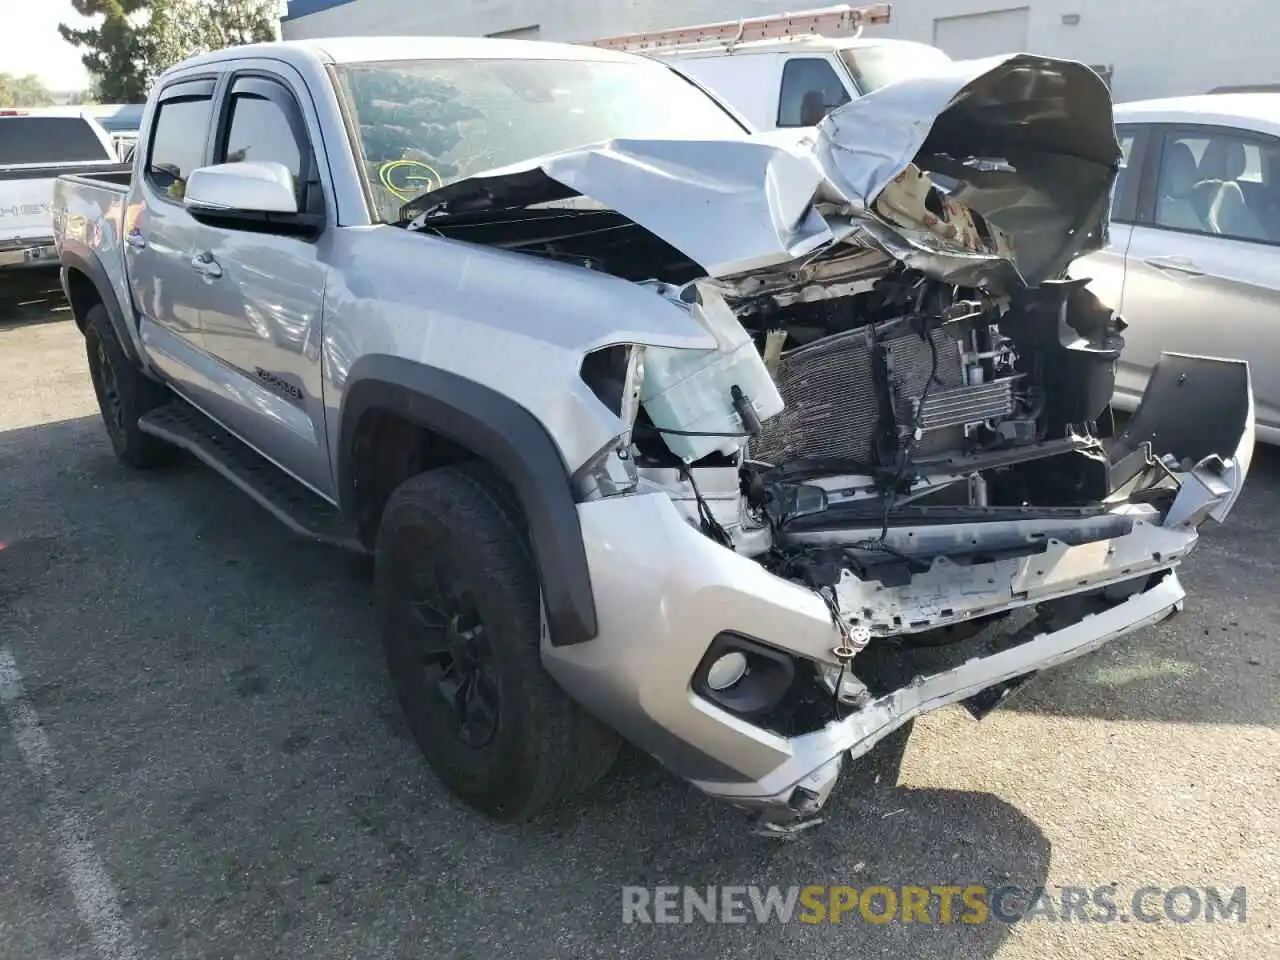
[833,519,1196,635]
[405,53,1121,294]
[812,53,1121,287]
[404,137,835,277]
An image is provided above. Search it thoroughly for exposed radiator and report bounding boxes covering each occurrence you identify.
[918,381,1015,430]
[752,321,1015,467]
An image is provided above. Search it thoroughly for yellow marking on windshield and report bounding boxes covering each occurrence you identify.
[378,160,443,203]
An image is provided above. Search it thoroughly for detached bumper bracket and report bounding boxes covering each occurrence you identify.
[960,670,1038,720]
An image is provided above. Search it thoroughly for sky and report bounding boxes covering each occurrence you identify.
[0,0,92,91]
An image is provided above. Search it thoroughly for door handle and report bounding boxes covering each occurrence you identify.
[125,228,146,250]
[1142,255,1203,276]
[190,252,223,280]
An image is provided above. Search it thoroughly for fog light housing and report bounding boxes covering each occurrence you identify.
[705,651,748,691]
[693,633,795,718]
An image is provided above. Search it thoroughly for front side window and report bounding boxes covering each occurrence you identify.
[1153,128,1279,242]
[221,91,304,187]
[777,58,851,128]
[147,95,213,201]
[332,57,747,222]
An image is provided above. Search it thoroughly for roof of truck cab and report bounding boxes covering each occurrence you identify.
[170,36,644,73]
[1114,93,1280,135]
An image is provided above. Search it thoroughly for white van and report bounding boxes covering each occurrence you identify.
[589,4,953,132]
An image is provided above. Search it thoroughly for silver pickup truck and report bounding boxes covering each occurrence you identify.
[53,37,1254,836]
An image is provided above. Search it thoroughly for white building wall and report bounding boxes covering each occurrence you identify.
[283,0,1280,103]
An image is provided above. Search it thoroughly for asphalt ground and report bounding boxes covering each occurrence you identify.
[1,269,1276,959]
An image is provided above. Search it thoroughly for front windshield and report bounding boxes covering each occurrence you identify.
[839,43,953,93]
[333,57,748,222]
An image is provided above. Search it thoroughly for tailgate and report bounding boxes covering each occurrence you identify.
[0,177,56,243]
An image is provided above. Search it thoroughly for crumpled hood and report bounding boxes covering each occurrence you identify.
[403,53,1120,292]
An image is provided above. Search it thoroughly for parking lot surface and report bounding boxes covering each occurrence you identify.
[1,271,1277,960]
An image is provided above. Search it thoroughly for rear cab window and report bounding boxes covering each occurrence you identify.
[0,116,113,165]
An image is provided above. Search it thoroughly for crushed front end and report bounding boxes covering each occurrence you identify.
[553,335,1251,834]
[406,53,1254,832]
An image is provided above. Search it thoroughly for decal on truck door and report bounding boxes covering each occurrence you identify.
[254,367,305,402]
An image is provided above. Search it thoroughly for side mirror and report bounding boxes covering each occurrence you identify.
[183,161,323,237]
[185,161,300,215]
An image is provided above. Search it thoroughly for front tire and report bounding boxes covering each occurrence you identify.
[83,304,177,469]
[375,464,618,821]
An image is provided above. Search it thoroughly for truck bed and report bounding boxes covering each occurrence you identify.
[55,167,133,192]
[2,162,131,269]
[52,170,135,322]
[0,161,131,184]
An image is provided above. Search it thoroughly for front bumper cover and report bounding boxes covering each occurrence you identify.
[693,570,1184,814]
[542,353,1253,820]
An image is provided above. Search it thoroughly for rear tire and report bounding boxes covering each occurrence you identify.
[375,464,619,821]
[83,304,177,469]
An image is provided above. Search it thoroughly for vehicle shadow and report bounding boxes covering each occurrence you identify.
[0,270,69,331]
[998,442,1280,728]
[0,415,1045,960]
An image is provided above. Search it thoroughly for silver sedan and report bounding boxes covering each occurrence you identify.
[1075,93,1280,443]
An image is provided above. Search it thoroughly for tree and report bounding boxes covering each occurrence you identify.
[0,73,56,107]
[60,0,281,103]
[202,0,280,47]
[146,0,280,70]
[59,0,152,103]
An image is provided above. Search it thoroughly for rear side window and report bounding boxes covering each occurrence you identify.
[777,58,851,128]
[146,94,213,201]
[0,117,112,165]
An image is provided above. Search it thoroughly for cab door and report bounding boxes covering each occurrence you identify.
[126,77,217,393]
[186,65,334,497]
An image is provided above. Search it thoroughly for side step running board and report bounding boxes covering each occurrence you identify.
[139,401,365,553]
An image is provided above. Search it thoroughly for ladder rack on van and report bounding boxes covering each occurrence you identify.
[586,3,892,56]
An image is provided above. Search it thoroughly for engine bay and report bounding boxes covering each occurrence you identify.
[614,257,1131,526]
[413,112,1140,603]
[745,275,1036,472]
[429,194,1137,569]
